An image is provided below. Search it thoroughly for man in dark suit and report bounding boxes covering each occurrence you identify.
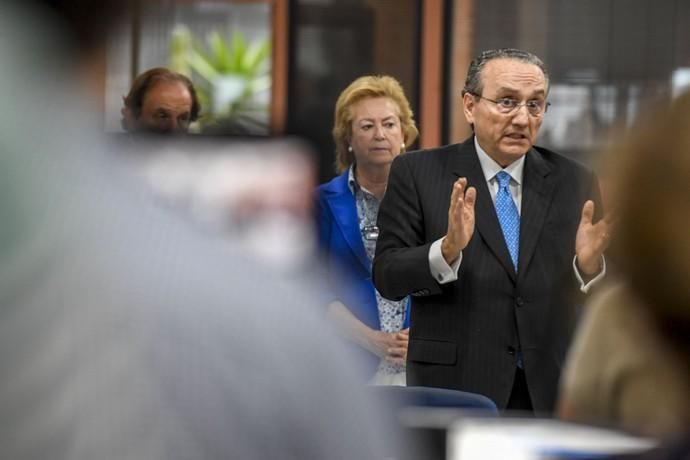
[373,49,611,413]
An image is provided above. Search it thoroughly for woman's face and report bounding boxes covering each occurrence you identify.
[348,97,404,170]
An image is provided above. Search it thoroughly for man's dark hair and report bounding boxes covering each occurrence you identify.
[462,48,550,97]
[121,68,201,127]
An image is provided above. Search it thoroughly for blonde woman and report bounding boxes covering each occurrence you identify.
[317,75,418,385]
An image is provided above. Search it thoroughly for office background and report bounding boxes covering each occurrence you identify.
[103,0,690,182]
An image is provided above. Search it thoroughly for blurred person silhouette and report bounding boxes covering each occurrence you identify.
[373,48,612,413]
[0,1,401,458]
[558,90,690,439]
[121,67,201,134]
[317,75,419,385]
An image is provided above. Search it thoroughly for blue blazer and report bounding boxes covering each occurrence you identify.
[317,171,410,338]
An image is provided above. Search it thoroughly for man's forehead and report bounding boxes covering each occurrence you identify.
[481,58,547,91]
[143,81,192,109]
[483,58,544,77]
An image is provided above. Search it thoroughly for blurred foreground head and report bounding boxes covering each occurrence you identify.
[30,0,121,49]
[608,90,690,347]
[0,1,400,458]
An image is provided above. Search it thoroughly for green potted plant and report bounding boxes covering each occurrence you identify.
[170,25,271,134]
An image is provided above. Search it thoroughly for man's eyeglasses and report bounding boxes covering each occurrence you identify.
[469,92,550,117]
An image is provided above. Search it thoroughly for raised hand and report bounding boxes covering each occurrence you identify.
[441,177,477,264]
[575,200,613,275]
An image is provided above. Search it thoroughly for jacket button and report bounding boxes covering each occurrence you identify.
[515,297,525,307]
[507,346,516,355]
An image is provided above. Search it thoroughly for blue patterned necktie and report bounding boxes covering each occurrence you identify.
[495,171,520,271]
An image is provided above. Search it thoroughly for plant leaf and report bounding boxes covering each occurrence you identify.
[243,39,271,77]
[230,30,247,74]
[188,48,220,82]
[209,30,232,72]
[169,26,193,75]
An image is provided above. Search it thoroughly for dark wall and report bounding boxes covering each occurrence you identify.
[469,0,690,162]
[287,0,421,184]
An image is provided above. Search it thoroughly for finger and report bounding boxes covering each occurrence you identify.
[450,178,467,211]
[393,339,408,349]
[385,332,405,347]
[464,186,477,210]
[390,332,408,343]
[451,178,466,201]
[387,346,407,358]
[455,178,467,196]
[580,200,594,226]
[448,180,461,215]
[395,334,408,342]
[454,179,469,216]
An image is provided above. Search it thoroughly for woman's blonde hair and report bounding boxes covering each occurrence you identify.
[332,75,418,173]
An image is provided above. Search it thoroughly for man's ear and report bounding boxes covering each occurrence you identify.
[462,92,476,126]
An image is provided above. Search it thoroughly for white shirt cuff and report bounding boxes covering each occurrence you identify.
[573,255,607,293]
[429,238,462,284]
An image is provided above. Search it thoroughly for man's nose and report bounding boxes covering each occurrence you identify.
[169,119,187,134]
[511,104,530,125]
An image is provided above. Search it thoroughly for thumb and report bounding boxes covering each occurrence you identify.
[580,200,594,226]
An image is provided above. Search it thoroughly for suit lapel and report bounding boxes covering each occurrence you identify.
[323,173,370,271]
[518,148,555,277]
[451,140,517,281]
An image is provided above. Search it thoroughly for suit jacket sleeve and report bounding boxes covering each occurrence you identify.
[373,154,443,301]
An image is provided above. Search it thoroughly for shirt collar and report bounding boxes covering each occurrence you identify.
[474,137,525,185]
[347,164,379,197]
[347,165,358,195]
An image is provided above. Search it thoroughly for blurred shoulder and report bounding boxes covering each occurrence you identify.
[581,283,649,341]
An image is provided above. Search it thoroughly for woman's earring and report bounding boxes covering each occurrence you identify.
[401,142,406,150]
[348,146,353,153]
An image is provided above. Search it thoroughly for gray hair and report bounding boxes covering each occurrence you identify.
[462,48,549,96]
